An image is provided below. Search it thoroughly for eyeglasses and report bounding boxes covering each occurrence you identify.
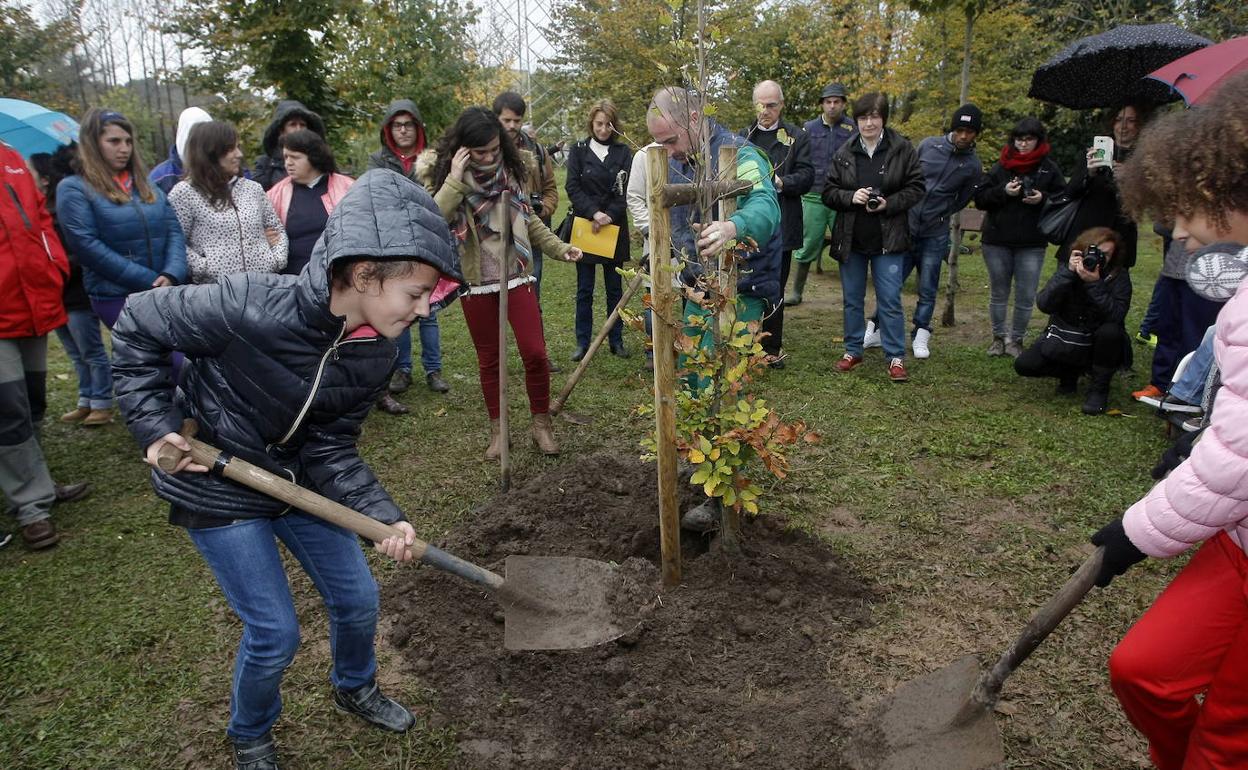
[392,121,418,132]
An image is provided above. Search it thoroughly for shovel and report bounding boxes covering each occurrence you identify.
[549,271,647,426]
[846,547,1105,770]
[155,419,628,651]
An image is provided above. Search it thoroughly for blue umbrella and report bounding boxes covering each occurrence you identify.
[0,98,79,158]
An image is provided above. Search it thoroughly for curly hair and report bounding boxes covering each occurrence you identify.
[431,107,527,191]
[1119,71,1248,233]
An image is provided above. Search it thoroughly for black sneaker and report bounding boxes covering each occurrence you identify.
[234,732,280,770]
[425,371,450,393]
[333,682,415,733]
[1082,389,1109,415]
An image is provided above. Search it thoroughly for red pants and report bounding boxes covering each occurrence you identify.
[1109,532,1248,770]
[460,285,550,419]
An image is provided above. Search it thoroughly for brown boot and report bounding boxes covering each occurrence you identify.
[60,407,91,423]
[21,519,60,549]
[81,408,114,426]
[485,419,506,460]
[530,413,560,455]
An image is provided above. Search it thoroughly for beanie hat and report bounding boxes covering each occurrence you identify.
[949,103,982,133]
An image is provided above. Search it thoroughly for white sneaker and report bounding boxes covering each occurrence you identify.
[863,320,882,349]
[912,328,931,359]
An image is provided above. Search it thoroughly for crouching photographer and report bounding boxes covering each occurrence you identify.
[1015,226,1131,414]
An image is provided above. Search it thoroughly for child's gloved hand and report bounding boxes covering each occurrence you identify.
[1091,518,1147,587]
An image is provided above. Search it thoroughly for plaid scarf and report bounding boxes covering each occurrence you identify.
[452,161,533,279]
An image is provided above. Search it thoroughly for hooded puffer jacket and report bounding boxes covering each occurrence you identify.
[1123,262,1248,558]
[111,169,465,524]
[368,99,427,182]
[253,100,327,191]
[0,142,69,338]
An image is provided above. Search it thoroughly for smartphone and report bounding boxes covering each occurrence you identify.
[1090,135,1115,168]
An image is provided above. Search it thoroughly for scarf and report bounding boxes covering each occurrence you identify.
[999,141,1051,175]
[453,160,533,284]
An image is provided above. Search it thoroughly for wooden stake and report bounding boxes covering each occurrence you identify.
[648,146,681,587]
[941,218,962,327]
[716,145,740,545]
[550,272,646,417]
[498,191,512,492]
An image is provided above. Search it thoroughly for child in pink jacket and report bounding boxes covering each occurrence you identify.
[1093,71,1248,770]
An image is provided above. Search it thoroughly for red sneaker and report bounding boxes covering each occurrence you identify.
[1132,384,1164,401]
[888,358,909,382]
[835,353,863,372]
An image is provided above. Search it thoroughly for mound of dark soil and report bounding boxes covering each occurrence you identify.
[383,454,873,769]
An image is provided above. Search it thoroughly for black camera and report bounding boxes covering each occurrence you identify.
[529,193,543,217]
[1081,243,1106,273]
[865,187,883,212]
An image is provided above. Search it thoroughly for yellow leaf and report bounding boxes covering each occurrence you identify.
[688,449,705,464]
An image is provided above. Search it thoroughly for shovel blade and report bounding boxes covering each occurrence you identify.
[846,656,1004,770]
[502,555,624,651]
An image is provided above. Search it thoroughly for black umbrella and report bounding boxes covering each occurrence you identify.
[1029,23,1212,109]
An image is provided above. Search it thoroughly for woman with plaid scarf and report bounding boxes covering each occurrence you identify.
[417,107,583,458]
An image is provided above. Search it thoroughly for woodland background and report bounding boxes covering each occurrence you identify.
[4,0,1245,172]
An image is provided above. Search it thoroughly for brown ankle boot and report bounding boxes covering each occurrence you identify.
[530,413,560,455]
[485,419,506,460]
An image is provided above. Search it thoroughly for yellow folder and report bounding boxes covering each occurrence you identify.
[569,216,620,259]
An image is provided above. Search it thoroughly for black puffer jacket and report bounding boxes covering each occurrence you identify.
[1036,262,1132,332]
[253,100,327,191]
[112,170,464,524]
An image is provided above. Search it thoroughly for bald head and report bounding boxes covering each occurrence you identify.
[647,86,705,162]
[753,80,784,129]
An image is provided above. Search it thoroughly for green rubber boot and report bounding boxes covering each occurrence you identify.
[785,261,812,306]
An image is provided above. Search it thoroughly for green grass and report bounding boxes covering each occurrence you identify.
[0,195,1174,768]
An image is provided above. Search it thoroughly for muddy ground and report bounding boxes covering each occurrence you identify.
[383,454,876,769]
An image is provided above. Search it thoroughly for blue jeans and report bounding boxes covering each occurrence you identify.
[187,512,379,740]
[574,261,624,349]
[1149,275,1223,390]
[54,308,113,409]
[981,244,1046,342]
[532,251,544,304]
[842,251,906,358]
[904,233,949,332]
[395,313,442,375]
[1170,324,1216,405]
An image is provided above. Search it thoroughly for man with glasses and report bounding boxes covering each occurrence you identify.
[367,100,451,406]
[741,80,813,368]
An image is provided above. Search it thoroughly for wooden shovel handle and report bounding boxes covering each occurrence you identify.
[155,419,413,548]
[966,547,1105,713]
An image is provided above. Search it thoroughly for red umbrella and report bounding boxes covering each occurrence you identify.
[1142,35,1248,106]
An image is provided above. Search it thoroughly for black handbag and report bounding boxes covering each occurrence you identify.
[1038,194,1080,246]
[1039,322,1093,366]
[555,212,573,241]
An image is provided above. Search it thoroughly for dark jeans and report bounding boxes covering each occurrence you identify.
[760,251,792,356]
[1148,276,1223,390]
[1015,322,1126,381]
[187,512,380,740]
[574,261,624,349]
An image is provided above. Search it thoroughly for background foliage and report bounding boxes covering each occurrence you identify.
[3,0,1243,167]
